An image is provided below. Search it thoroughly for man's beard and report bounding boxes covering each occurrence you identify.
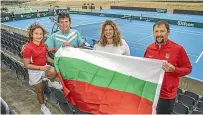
[155,36,164,44]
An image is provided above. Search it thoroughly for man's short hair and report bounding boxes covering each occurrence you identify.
[58,12,71,23]
[153,20,170,32]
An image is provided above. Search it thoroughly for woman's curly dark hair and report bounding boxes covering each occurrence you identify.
[99,20,122,47]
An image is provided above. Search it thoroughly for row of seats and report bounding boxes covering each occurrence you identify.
[43,82,89,114]
[173,102,203,114]
[173,88,203,114]
[1,33,27,46]
[1,97,16,114]
[1,29,28,56]
[177,88,203,101]
[1,51,29,82]
[1,38,22,55]
[1,28,28,40]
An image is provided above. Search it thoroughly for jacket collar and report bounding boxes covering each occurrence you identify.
[155,39,171,50]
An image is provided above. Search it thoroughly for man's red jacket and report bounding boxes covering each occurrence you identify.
[144,40,192,99]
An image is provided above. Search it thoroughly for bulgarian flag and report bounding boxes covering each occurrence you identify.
[54,47,165,114]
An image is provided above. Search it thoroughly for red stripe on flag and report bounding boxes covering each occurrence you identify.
[57,71,153,114]
[57,72,75,105]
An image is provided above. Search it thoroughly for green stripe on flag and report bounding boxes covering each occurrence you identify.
[55,57,157,102]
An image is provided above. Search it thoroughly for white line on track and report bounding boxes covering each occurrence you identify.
[35,18,50,22]
[123,22,203,36]
[129,34,153,43]
[195,51,203,63]
[37,21,51,24]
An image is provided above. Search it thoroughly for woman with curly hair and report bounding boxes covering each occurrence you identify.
[94,20,130,56]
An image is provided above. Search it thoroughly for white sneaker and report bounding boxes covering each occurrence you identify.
[48,80,62,90]
[41,105,51,114]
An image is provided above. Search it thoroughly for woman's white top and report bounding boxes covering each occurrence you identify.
[93,39,130,56]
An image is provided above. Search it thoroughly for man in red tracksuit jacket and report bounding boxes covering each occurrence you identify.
[144,20,192,114]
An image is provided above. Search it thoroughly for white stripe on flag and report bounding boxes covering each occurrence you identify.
[55,47,166,84]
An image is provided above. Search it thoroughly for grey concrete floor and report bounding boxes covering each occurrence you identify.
[1,68,64,114]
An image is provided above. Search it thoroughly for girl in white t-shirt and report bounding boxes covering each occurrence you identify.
[93,20,130,56]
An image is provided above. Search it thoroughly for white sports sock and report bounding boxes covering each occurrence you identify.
[41,104,46,108]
